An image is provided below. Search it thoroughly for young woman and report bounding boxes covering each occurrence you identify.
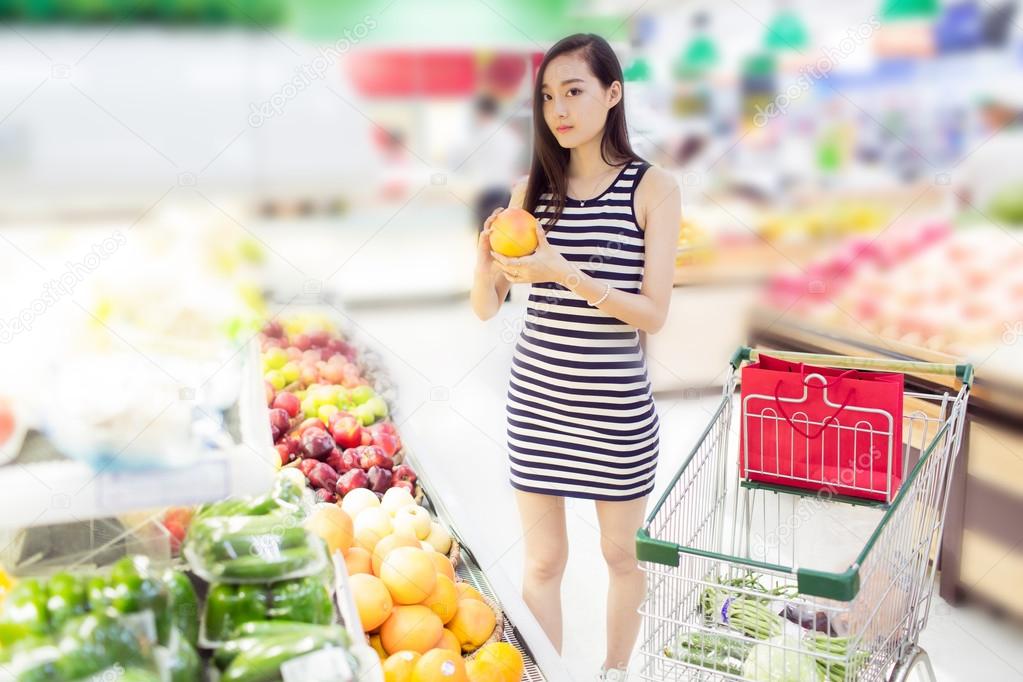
[470,33,679,680]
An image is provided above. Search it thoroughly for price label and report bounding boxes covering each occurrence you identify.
[280,647,353,682]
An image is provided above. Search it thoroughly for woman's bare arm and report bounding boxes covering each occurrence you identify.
[470,179,525,320]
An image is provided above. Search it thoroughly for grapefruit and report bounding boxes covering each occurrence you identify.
[454,582,484,603]
[475,642,524,682]
[345,546,373,575]
[433,628,461,655]
[490,208,539,257]
[412,649,468,682]
[421,575,458,624]
[448,599,496,653]
[304,505,353,556]
[465,658,504,682]
[380,547,437,605]
[383,650,421,682]
[350,573,393,632]
[373,534,421,576]
[429,553,455,582]
[380,605,443,655]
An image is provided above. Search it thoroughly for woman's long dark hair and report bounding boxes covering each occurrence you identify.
[524,33,643,228]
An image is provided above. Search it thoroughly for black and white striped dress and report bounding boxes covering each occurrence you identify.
[506,160,659,501]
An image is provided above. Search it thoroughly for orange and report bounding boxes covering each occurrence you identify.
[475,642,524,682]
[490,208,539,257]
[412,648,468,682]
[421,575,458,625]
[383,650,421,682]
[304,505,354,556]
[345,546,373,576]
[350,573,394,632]
[380,547,437,605]
[465,658,504,682]
[433,628,460,655]
[429,552,455,582]
[454,582,484,603]
[380,605,444,655]
[448,599,496,653]
[373,534,422,576]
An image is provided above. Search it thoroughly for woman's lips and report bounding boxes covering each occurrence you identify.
[555,125,573,134]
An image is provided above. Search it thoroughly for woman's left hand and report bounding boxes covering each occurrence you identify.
[491,223,573,285]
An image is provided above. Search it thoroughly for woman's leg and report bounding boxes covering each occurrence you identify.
[514,490,569,653]
[595,495,649,670]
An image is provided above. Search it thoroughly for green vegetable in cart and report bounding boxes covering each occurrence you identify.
[267,576,333,624]
[220,626,351,682]
[742,636,823,681]
[204,583,268,642]
[1,578,50,636]
[213,621,348,670]
[162,628,201,682]
[109,555,171,645]
[664,630,752,676]
[46,572,88,631]
[161,569,199,648]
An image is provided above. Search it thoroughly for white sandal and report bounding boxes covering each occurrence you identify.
[597,666,628,681]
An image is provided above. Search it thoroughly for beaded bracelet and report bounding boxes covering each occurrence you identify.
[591,283,611,306]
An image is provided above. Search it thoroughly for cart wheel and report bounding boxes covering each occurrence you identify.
[889,645,937,682]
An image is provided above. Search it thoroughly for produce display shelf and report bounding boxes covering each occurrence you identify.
[0,340,277,530]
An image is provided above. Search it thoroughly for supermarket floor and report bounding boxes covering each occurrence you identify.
[341,297,1023,682]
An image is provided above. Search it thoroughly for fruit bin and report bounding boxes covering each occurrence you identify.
[262,299,560,680]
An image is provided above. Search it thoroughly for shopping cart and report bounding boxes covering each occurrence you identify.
[636,347,972,682]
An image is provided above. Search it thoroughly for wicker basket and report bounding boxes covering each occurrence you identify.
[447,537,460,569]
[461,594,505,658]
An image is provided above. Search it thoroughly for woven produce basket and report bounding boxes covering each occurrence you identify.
[462,594,504,657]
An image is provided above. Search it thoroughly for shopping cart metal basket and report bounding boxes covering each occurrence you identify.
[636,347,973,682]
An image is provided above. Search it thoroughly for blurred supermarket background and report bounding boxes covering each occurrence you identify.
[1,0,1023,679]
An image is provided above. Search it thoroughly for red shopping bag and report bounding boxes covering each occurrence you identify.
[739,355,905,502]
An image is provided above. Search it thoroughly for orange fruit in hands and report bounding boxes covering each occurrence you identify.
[490,208,539,257]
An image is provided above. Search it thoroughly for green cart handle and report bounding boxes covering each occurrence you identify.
[729,346,974,386]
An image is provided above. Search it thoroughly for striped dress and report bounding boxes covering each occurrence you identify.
[506,160,659,501]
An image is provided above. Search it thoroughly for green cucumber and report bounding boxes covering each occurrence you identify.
[214,547,319,581]
[208,527,308,561]
[213,622,347,670]
[221,628,349,682]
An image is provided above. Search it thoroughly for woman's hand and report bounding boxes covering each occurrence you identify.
[475,207,503,274]
[491,222,574,285]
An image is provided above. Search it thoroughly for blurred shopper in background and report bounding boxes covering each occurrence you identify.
[456,94,524,234]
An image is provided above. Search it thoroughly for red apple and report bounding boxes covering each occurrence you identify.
[297,418,325,436]
[268,408,291,435]
[275,443,293,466]
[366,466,392,494]
[272,392,301,418]
[301,429,335,460]
[336,469,369,496]
[329,414,364,449]
[298,458,319,478]
[306,461,339,491]
[371,431,400,458]
[314,488,338,504]
[392,464,417,487]
[353,446,390,471]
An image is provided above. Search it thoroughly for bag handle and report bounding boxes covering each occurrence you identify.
[773,370,858,440]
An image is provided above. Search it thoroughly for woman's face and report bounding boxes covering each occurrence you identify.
[541,52,621,149]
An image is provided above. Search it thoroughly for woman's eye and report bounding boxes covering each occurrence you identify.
[567,88,581,96]
[542,93,552,102]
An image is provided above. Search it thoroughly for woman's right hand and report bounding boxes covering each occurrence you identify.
[476,207,504,273]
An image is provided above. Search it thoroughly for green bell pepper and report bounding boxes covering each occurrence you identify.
[161,569,199,648]
[55,612,147,680]
[1,578,50,636]
[163,628,201,682]
[204,583,267,642]
[46,572,88,630]
[267,577,333,624]
[86,575,112,614]
[109,556,171,645]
